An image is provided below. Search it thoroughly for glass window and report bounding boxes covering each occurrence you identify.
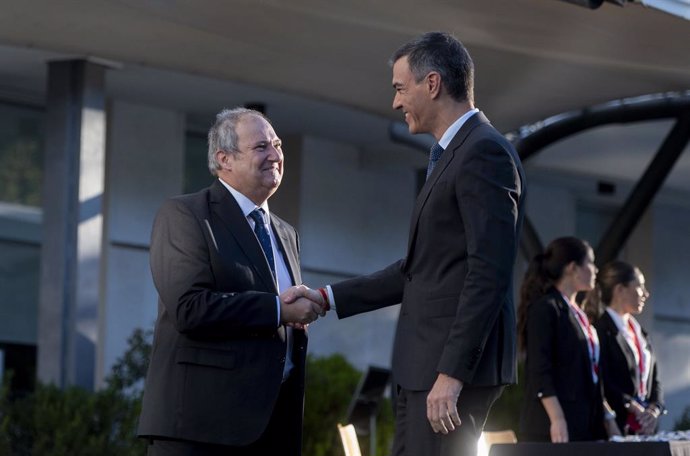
[0,238,40,345]
[0,102,44,207]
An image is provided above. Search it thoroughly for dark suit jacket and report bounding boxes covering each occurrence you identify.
[137,180,306,451]
[519,289,605,441]
[332,112,524,390]
[595,310,663,432]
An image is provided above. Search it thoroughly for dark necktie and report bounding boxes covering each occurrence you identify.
[426,142,444,179]
[248,208,275,278]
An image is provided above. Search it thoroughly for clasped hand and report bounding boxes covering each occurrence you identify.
[279,285,328,327]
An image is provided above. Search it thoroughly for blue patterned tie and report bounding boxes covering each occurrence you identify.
[248,208,275,278]
[426,143,444,179]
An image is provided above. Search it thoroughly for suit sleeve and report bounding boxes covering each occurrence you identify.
[437,137,522,382]
[150,198,278,337]
[331,259,405,319]
[526,298,559,398]
[646,334,664,409]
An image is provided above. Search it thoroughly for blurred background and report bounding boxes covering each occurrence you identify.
[0,0,689,452]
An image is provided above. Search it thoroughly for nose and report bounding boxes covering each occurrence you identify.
[392,93,402,110]
[268,143,282,161]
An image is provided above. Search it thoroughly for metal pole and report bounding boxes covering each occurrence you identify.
[596,114,690,264]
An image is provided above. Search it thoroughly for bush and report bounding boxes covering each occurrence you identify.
[0,330,395,455]
[303,354,394,456]
[483,361,524,433]
[674,405,690,431]
[0,329,150,456]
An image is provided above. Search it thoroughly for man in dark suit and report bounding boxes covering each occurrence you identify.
[291,31,525,456]
[138,107,324,456]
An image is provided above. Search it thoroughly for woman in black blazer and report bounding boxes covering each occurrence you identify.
[589,261,664,435]
[517,237,619,442]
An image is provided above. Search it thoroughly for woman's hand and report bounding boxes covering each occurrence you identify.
[638,406,660,435]
[550,417,569,443]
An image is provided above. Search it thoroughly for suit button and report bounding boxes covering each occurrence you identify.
[279,356,286,363]
[406,274,412,282]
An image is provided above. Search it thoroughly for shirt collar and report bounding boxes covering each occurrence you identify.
[218,178,270,219]
[438,108,479,150]
[605,307,630,331]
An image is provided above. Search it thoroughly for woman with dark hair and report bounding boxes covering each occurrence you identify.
[518,236,619,442]
[589,261,664,435]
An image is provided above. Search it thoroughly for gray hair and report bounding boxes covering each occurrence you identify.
[207,107,270,175]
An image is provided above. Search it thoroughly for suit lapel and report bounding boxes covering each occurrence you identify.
[271,216,300,286]
[208,180,277,292]
[404,112,488,265]
[606,313,638,377]
[556,292,597,388]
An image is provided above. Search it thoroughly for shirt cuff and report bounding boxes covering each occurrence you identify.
[326,285,337,312]
[275,296,281,327]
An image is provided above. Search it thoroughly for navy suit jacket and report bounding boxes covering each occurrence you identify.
[138,180,306,451]
[332,112,525,390]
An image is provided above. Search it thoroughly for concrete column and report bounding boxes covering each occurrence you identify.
[37,59,108,389]
[96,100,184,388]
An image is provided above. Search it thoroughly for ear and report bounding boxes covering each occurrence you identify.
[426,72,442,99]
[612,283,626,296]
[216,150,232,171]
[563,261,579,278]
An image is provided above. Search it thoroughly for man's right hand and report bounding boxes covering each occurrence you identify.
[279,285,326,325]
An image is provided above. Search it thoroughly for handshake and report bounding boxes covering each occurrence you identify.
[279,285,329,327]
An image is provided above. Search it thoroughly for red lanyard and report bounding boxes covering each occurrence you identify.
[573,308,599,376]
[628,319,647,398]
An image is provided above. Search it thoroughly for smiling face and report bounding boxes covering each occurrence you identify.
[391,56,434,135]
[616,269,649,315]
[218,114,283,205]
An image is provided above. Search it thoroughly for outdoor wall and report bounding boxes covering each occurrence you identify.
[650,203,690,428]
[97,100,184,386]
[298,135,423,372]
[0,205,41,345]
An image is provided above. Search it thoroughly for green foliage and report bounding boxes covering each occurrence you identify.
[303,353,361,456]
[104,328,152,395]
[0,329,151,456]
[674,405,690,431]
[484,361,524,433]
[303,354,394,456]
[0,137,42,206]
[0,384,145,456]
[0,329,395,455]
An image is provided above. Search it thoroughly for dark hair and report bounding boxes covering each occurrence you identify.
[584,260,638,322]
[390,31,474,104]
[517,236,592,351]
